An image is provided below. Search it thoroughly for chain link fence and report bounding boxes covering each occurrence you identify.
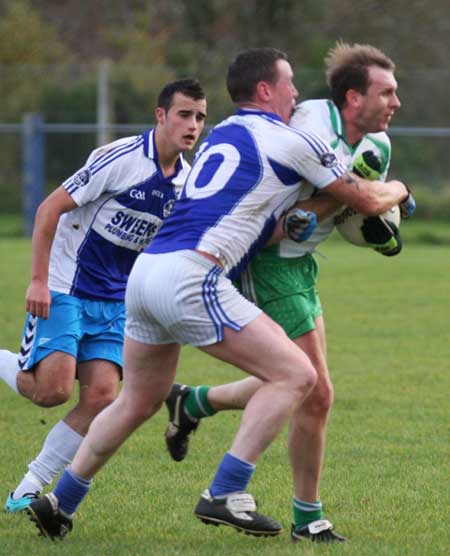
[1,64,449,234]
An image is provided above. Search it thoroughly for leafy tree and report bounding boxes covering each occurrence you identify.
[0,0,72,120]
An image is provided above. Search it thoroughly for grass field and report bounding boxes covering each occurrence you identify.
[0,225,449,556]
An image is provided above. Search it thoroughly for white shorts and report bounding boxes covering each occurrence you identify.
[125,250,261,346]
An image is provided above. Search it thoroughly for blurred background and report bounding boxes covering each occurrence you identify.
[1,0,449,235]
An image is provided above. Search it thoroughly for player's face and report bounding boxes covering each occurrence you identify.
[157,92,207,152]
[269,59,299,124]
[356,66,401,133]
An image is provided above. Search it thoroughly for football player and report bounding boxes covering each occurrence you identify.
[163,42,415,543]
[0,78,207,512]
[26,47,413,542]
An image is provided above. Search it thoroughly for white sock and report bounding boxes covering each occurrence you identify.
[12,472,43,499]
[20,420,83,490]
[0,350,20,393]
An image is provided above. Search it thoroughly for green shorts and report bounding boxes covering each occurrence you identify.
[237,252,322,339]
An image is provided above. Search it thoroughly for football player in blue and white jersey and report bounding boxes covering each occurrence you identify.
[161,43,416,543]
[26,48,412,541]
[0,78,207,513]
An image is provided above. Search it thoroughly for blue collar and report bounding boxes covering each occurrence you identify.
[143,127,184,179]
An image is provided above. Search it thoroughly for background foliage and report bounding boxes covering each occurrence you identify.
[0,0,449,220]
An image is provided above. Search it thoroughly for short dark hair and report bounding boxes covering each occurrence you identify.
[325,42,396,109]
[157,78,205,111]
[226,47,289,103]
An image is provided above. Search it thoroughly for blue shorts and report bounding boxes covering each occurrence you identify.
[18,291,125,372]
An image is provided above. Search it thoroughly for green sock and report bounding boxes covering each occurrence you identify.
[293,497,324,528]
[184,386,217,420]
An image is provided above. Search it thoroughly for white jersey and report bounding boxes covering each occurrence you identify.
[146,109,347,279]
[48,129,190,301]
[272,99,392,257]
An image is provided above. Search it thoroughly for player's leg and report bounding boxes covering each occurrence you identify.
[164,377,261,461]
[288,318,344,542]
[26,338,180,539]
[71,339,179,479]
[4,354,77,511]
[25,252,311,539]
[204,313,316,463]
[1,292,82,407]
[6,297,123,513]
[64,360,121,435]
[8,359,121,512]
[164,253,316,460]
[16,352,76,406]
[194,312,317,536]
[289,317,330,503]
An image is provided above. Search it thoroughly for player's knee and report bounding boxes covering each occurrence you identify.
[32,387,72,407]
[287,360,317,396]
[304,379,334,418]
[80,385,117,415]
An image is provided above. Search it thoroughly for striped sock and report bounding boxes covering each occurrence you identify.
[293,497,324,528]
[185,386,217,420]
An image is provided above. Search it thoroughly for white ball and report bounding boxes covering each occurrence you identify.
[335,205,400,247]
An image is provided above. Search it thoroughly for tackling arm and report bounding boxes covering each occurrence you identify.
[324,172,412,216]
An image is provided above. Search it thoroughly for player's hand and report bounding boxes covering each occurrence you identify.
[25,280,52,319]
[283,208,317,242]
[399,186,416,219]
[361,216,402,256]
[352,150,382,180]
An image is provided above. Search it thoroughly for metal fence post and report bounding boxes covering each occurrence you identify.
[97,60,112,147]
[22,113,44,237]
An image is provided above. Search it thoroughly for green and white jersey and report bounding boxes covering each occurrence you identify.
[270,99,392,258]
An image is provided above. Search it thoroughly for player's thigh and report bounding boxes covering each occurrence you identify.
[18,292,82,375]
[201,311,315,387]
[120,337,180,411]
[294,319,328,380]
[33,351,77,394]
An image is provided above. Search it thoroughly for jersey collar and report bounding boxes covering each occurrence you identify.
[236,108,284,122]
[142,127,187,181]
[143,128,156,159]
[327,100,362,153]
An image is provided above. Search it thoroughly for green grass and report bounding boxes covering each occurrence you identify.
[0,229,449,556]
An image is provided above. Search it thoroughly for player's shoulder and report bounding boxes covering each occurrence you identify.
[364,130,391,147]
[290,99,333,137]
[291,99,330,122]
[86,134,144,166]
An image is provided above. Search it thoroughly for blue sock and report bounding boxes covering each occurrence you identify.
[209,452,255,496]
[53,467,92,516]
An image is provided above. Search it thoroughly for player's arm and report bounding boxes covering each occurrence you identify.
[26,186,78,318]
[292,191,343,221]
[268,192,341,245]
[324,172,413,217]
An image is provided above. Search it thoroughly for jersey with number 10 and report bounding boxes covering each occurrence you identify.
[147,109,346,278]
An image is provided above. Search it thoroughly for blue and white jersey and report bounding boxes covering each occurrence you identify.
[275,99,392,257]
[147,109,346,278]
[48,129,190,301]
